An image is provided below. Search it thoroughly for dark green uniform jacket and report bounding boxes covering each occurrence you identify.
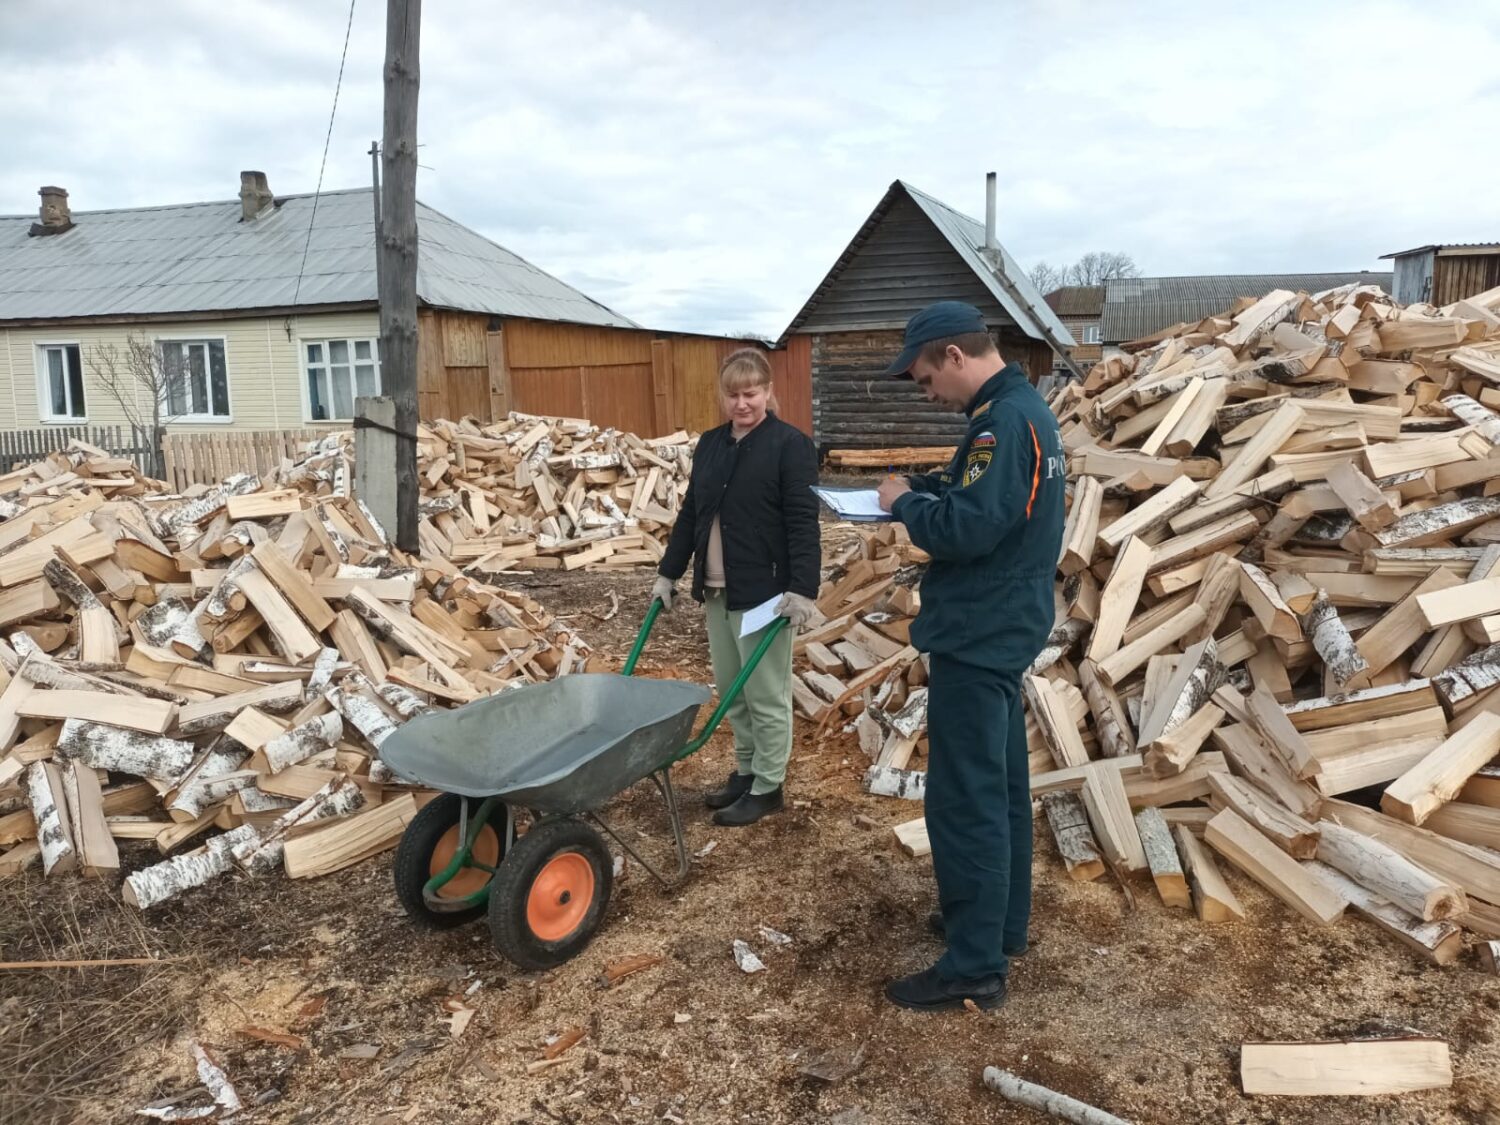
[891,363,1066,673]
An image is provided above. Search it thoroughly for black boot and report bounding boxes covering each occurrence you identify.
[704,770,753,810]
[885,965,1006,1012]
[712,786,783,827]
[927,910,1028,957]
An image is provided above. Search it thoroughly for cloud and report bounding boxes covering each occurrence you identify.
[2,0,1498,336]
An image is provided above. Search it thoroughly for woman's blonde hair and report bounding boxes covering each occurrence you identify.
[719,348,779,413]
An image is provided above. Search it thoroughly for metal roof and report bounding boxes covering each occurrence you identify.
[1101,271,1392,343]
[1043,286,1104,317]
[1380,243,1500,259]
[780,180,1075,347]
[0,188,637,328]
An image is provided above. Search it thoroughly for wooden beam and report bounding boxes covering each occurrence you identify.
[1205,808,1346,925]
[1382,711,1500,825]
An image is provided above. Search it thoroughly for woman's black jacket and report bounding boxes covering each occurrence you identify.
[658,413,821,611]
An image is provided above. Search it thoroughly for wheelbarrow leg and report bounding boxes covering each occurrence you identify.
[587,768,691,891]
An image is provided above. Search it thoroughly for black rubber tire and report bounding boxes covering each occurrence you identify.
[393,793,509,929]
[488,818,613,971]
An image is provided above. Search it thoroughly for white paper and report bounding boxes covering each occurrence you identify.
[738,595,782,638]
[811,486,891,521]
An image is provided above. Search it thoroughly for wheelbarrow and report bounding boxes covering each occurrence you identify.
[382,599,788,970]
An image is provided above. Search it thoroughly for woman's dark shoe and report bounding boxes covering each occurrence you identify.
[705,770,754,810]
[712,786,784,827]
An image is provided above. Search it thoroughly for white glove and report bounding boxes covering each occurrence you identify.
[651,576,676,612]
[776,592,821,631]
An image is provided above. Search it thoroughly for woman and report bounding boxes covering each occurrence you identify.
[652,348,821,827]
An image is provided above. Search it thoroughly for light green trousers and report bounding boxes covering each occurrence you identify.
[702,589,794,795]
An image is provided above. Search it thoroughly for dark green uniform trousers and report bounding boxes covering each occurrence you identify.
[925,654,1031,980]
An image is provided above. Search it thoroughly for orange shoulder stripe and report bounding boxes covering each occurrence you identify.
[1026,421,1041,519]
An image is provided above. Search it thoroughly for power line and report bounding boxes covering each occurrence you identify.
[290,0,359,311]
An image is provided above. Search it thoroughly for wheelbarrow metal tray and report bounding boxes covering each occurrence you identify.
[381,674,712,815]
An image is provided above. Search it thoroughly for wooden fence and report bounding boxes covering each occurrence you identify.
[0,424,156,476]
[160,430,326,492]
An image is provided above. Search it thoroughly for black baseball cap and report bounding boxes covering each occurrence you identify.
[885,300,989,378]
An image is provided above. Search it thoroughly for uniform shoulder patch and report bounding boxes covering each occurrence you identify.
[971,399,992,420]
[971,431,996,448]
[962,444,993,487]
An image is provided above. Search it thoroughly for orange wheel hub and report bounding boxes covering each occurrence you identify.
[429,822,501,899]
[526,852,595,941]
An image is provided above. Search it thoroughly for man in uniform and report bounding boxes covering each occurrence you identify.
[875,301,1066,1011]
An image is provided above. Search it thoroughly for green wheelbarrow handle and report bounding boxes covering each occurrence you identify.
[624,595,791,763]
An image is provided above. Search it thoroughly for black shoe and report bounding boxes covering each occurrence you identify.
[884,965,1006,1012]
[712,786,783,827]
[926,910,1028,957]
[705,770,753,810]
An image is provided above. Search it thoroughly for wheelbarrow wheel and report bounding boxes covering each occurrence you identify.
[488,818,613,971]
[393,793,509,929]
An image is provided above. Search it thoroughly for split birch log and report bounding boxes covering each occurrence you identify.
[1303,591,1370,690]
[136,1040,244,1120]
[1078,660,1133,758]
[1431,641,1500,709]
[167,741,251,820]
[27,761,76,875]
[1314,821,1466,922]
[981,1067,1132,1125]
[133,598,208,660]
[123,824,260,909]
[1134,807,1189,908]
[1240,1039,1452,1097]
[1144,702,1223,778]
[263,712,345,774]
[1205,770,1320,859]
[1135,637,1221,747]
[55,719,197,783]
[1175,824,1245,923]
[1026,676,1090,768]
[1040,791,1105,881]
[326,684,398,749]
[864,764,926,800]
[231,776,366,873]
[1382,711,1500,824]
[1479,941,1500,973]
[1301,859,1463,965]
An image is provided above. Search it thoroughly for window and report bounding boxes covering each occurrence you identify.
[38,344,86,421]
[160,339,231,419]
[304,338,381,421]
[1082,324,1101,345]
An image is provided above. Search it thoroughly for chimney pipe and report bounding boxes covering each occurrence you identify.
[984,172,997,252]
[29,186,73,237]
[239,170,274,221]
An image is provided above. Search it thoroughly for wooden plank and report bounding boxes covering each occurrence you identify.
[1240,1039,1451,1097]
[1086,536,1153,662]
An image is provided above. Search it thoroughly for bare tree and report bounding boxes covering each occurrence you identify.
[1029,261,1065,294]
[85,334,187,480]
[1065,251,1141,287]
[1029,252,1142,292]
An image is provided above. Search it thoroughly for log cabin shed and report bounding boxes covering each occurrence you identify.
[778,180,1073,452]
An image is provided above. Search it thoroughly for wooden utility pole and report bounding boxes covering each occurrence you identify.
[379,0,421,550]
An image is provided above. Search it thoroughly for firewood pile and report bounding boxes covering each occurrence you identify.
[303,413,696,573]
[0,438,601,905]
[858,280,1500,965]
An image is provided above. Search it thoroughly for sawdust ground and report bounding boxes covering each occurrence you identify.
[3,570,1500,1125]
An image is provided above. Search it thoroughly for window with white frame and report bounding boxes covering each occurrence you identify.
[160,339,231,419]
[38,343,86,421]
[1082,324,1101,344]
[304,338,381,421]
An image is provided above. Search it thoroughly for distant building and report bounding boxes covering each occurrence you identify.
[1379,243,1500,307]
[1042,286,1104,372]
[1101,271,1393,352]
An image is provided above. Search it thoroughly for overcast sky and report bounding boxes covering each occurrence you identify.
[3,0,1497,337]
